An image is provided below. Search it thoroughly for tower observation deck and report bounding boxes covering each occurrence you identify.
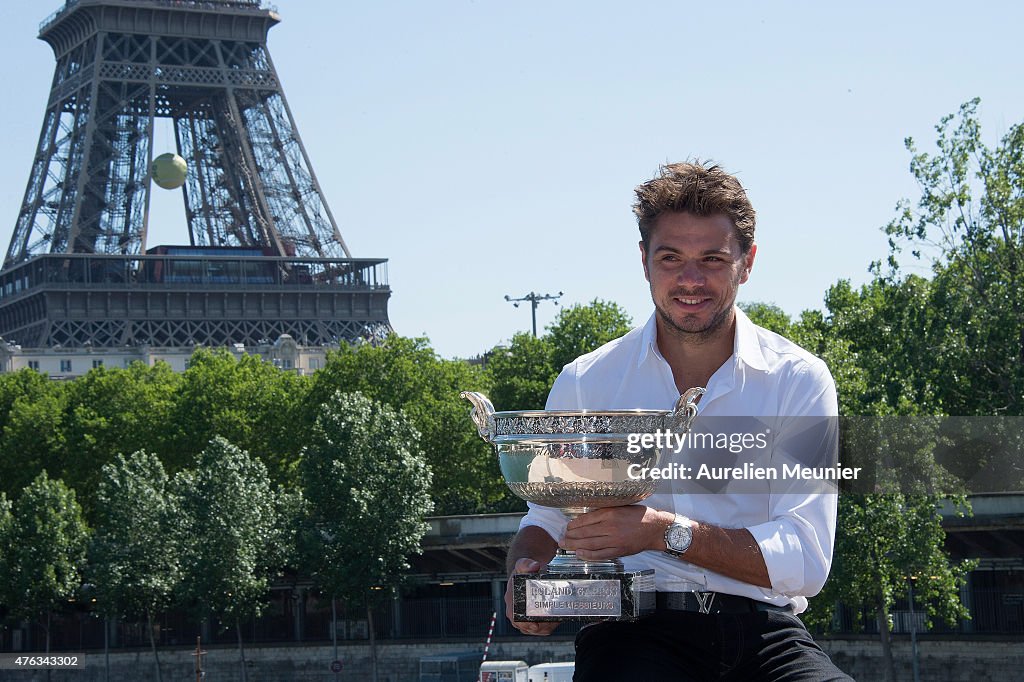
[0,0,391,352]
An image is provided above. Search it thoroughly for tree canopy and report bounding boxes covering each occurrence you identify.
[0,472,89,651]
[300,391,433,606]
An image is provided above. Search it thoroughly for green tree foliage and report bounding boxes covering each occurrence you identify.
[738,302,792,338]
[882,97,1023,415]
[820,277,941,415]
[0,472,89,653]
[173,437,280,680]
[174,437,280,622]
[89,451,180,681]
[300,391,433,603]
[485,299,634,411]
[306,336,503,514]
[798,283,975,675]
[804,493,974,681]
[0,370,67,499]
[546,299,633,371]
[61,363,179,515]
[299,391,433,682]
[484,332,556,410]
[742,297,975,676]
[795,99,1024,678]
[168,349,309,484]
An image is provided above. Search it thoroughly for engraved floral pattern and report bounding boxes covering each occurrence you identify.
[507,481,656,508]
[493,414,665,435]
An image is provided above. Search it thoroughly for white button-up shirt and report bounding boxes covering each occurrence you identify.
[519,307,838,614]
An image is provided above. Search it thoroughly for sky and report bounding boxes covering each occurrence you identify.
[1,1,1022,359]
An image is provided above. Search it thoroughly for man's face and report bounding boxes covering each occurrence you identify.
[641,212,756,341]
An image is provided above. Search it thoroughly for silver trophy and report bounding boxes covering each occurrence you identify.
[461,388,704,621]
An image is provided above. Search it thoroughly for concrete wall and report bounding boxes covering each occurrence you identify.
[5,637,1022,682]
[819,638,1024,682]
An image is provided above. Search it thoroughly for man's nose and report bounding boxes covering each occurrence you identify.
[676,260,706,287]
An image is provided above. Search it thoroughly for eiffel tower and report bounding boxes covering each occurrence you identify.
[0,0,390,359]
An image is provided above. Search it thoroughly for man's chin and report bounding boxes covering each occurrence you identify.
[657,307,731,340]
[658,310,711,336]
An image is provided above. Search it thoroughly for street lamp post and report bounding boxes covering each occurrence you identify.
[504,291,562,337]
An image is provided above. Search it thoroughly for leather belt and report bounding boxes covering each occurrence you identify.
[655,591,793,615]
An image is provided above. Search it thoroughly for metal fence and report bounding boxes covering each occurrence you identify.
[1,588,1020,654]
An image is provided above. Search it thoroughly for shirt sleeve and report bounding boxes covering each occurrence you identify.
[517,364,578,540]
[746,359,839,597]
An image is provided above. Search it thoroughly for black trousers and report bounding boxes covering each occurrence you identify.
[573,609,854,682]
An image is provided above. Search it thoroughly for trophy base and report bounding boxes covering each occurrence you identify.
[512,569,655,622]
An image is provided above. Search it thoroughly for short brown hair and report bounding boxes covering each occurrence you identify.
[633,161,756,253]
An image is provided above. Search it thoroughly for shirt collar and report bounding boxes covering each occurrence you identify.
[637,312,660,368]
[637,306,770,372]
[733,306,770,372]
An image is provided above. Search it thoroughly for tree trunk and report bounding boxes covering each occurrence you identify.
[45,612,51,682]
[332,596,339,681]
[104,615,110,682]
[237,618,249,682]
[147,609,163,682]
[367,604,379,682]
[876,603,897,682]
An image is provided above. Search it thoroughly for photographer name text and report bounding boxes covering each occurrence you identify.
[627,461,861,481]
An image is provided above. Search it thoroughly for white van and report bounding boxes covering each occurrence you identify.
[479,660,529,682]
[528,662,575,682]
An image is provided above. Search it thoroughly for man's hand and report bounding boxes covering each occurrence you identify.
[505,558,560,636]
[561,506,673,560]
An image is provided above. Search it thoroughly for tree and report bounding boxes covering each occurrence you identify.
[0,370,66,499]
[742,296,976,681]
[882,97,1023,416]
[167,349,309,484]
[803,493,973,681]
[738,301,792,338]
[794,278,977,681]
[173,437,280,682]
[61,363,179,516]
[546,299,633,371]
[0,472,89,657]
[793,99,1024,679]
[484,332,556,410]
[89,451,180,682]
[485,299,635,412]
[306,335,504,514]
[299,391,433,682]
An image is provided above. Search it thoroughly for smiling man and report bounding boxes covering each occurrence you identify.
[503,162,853,681]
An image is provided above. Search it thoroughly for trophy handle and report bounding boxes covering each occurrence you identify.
[460,391,496,442]
[667,386,705,433]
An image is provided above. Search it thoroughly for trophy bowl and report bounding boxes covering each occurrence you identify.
[461,389,704,621]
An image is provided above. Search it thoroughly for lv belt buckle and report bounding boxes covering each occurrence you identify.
[693,591,716,614]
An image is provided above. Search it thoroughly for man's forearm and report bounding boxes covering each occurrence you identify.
[648,510,772,588]
[506,524,558,573]
[683,522,771,589]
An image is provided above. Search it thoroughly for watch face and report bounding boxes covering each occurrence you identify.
[667,523,691,552]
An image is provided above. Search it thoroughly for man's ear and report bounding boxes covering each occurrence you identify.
[639,241,650,282]
[739,244,757,284]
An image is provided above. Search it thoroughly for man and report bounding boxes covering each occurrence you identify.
[505,162,852,681]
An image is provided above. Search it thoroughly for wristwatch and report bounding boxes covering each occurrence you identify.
[664,514,693,557]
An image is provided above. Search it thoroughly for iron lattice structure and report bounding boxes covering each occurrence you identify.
[0,0,391,350]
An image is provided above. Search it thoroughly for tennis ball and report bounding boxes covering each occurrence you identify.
[151,153,187,190]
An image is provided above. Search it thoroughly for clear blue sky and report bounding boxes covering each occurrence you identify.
[2,1,1022,358]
